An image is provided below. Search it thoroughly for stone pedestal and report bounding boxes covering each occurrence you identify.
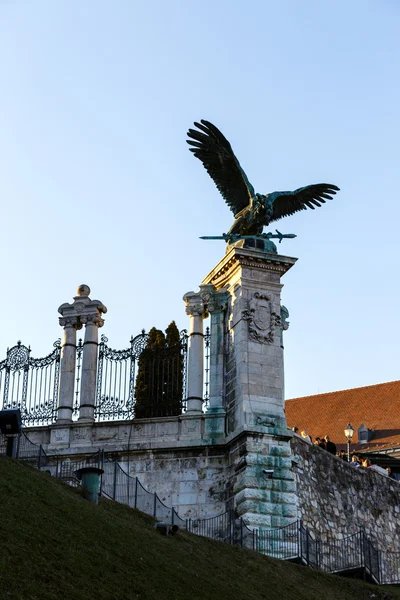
[202,247,296,434]
[203,245,297,528]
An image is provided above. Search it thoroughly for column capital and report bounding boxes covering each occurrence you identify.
[202,285,229,314]
[183,290,207,318]
[80,314,105,328]
[59,316,82,329]
[183,285,229,317]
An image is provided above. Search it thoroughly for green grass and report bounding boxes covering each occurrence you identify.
[0,456,399,600]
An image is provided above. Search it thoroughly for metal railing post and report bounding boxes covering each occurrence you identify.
[113,460,118,500]
[16,434,21,459]
[37,445,43,469]
[297,520,301,561]
[360,531,364,574]
[153,494,157,518]
[134,477,138,509]
[98,451,104,497]
[377,548,381,584]
[229,509,233,545]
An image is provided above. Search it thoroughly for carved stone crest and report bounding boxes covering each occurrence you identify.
[242,292,280,344]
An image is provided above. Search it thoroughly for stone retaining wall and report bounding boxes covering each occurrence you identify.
[291,435,400,551]
[116,446,229,519]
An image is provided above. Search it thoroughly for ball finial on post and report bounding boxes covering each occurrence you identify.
[76,284,91,297]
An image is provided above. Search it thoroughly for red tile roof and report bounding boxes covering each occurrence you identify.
[285,380,400,452]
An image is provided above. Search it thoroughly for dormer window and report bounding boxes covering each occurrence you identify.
[358,423,372,444]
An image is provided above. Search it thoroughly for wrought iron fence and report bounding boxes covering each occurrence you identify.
[100,458,185,526]
[54,450,104,486]
[300,526,383,584]
[0,323,215,425]
[317,531,364,574]
[0,341,61,426]
[0,430,48,468]
[2,437,400,585]
[237,518,258,551]
[187,510,234,544]
[299,523,320,568]
[95,331,188,421]
[256,520,299,559]
[362,532,381,583]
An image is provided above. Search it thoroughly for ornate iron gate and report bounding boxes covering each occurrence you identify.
[95,330,188,421]
[0,340,61,426]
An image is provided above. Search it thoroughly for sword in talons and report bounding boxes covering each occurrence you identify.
[273,230,297,243]
[200,230,297,243]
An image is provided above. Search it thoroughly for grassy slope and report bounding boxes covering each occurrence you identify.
[0,456,399,600]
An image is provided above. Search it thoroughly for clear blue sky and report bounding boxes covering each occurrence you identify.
[0,1,399,399]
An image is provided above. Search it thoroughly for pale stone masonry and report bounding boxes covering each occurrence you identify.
[39,245,298,529]
[9,251,400,541]
[291,435,400,552]
[202,246,296,433]
[202,245,298,528]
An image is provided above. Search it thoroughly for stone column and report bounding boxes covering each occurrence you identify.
[77,287,107,423]
[183,290,206,414]
[201,286,228,414]
[57,316,80,424]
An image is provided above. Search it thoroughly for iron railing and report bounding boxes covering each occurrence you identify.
[2,437,400,585]
[187,510,235,544]
[300,523,319,569]
[0,324,216,424]
[54,450,104,486]
[0,431,48,469]
[0,341,61,426]
[100,458,185,526]
[300,526,382,583]
[256,520,299,559]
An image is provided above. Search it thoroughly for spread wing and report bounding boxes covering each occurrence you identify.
[187,120,255,216]
[270,184,339,223]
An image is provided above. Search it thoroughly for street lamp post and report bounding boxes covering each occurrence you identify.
[344,423,354,462]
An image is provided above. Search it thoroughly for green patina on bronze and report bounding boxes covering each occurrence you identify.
[187,119,339,249]
[200,231,297,254]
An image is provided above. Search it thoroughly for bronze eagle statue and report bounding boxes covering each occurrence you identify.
[187,120,339,237]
